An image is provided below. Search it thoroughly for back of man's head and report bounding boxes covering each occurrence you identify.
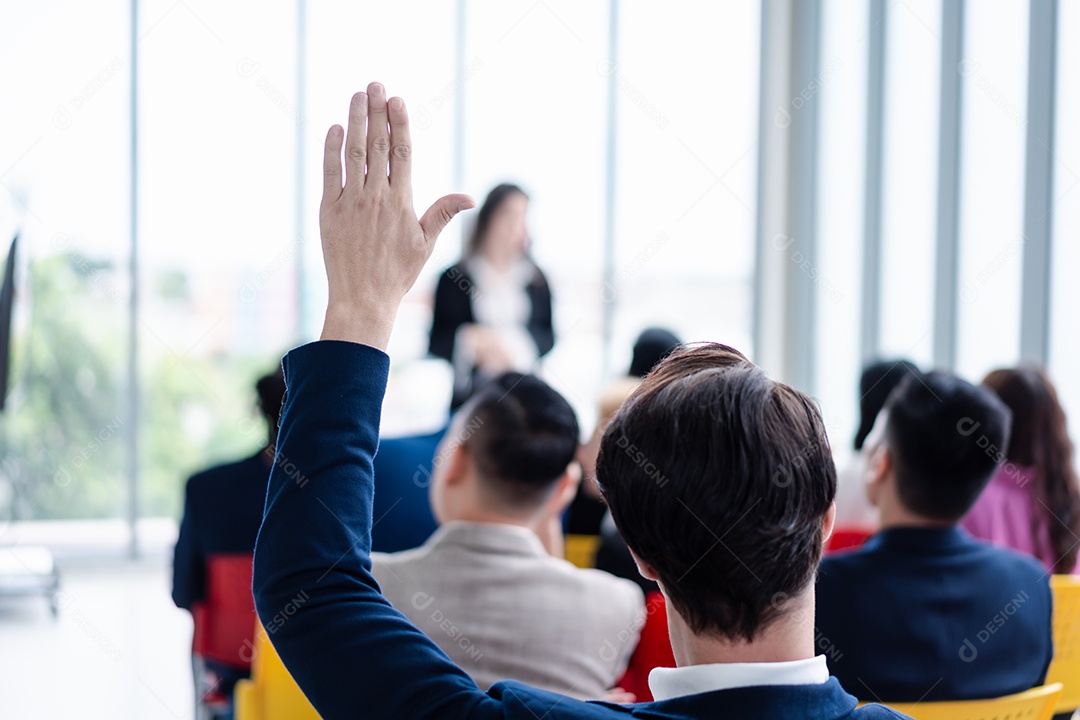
[885,371,1012,522]
[596,343,836,642]
[257,368,287,447]
[460,372,580,509]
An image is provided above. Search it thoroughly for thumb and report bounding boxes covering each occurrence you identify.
[419,193,475,244]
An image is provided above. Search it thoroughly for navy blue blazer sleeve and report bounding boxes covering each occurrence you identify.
[253,341,507,720]
[171,479,203,611]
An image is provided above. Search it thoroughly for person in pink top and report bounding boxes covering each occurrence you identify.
[962,366,1080,574]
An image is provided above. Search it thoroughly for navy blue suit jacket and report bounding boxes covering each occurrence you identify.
[371,427,444,553]
[815,527,1053,702]
[253,341,907,720]
[172,451,271,610]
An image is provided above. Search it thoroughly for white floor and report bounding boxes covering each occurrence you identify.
[0,560,196,719]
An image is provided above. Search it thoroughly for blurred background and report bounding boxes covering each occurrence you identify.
[0,0,1076,716]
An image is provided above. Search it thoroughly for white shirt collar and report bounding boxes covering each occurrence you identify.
[648,656,829,701]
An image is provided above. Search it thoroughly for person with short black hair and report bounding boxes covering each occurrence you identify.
[834,359,921,527]
[172,367,284,611]
[172,366,284,702]
[816,372,1053,702]
[371,372,644,700]
[252,83,905,719]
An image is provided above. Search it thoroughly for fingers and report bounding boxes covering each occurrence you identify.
[321,125,344,208]
[344,92,368,188]
[387,96,412,192]
[419,193,476,244]
[365,82,390,189]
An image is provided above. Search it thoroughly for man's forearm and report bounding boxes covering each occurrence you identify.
[253,83,482,720]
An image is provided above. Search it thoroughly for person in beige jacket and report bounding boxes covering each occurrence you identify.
[372,371,644,701]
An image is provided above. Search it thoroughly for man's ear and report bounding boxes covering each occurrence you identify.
[627,547,660,582]
[444,441,472,488]
[822,501,837,545]
[865,445,893,507]
[546,462,582,517]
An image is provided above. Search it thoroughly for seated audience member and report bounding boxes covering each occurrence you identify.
[371,372,644,700]
[371,426,445,552]
[173,368,284,699]
[253,82,904,719]
[833,359,920,528]
[566,327,682,535]
[172,368,284,611]
[963,366,1080,573]
[816,372,1053,702]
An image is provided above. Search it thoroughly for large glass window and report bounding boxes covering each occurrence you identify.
[137,0,299,523]
[0,1,760,531]
[813,0,869,457]
[955,0,1029,382]
[612,2,760,379]
[4,0,1075,544]
[878,0,941,368]
[0,0,130,524]
[1049,0,1080,441]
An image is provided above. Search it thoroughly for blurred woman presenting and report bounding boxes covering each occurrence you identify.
[429,183,554,408]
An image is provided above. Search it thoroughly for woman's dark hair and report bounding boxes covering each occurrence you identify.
[983,366,1080,572]
[854,359,921,450]
[256,368,286,447]
[465,183,529,258]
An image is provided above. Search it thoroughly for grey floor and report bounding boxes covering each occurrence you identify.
[0,560,195,719]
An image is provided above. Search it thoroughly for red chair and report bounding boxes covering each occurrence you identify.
[824,527,874,554]
[191,553,257,717]
[617,591,676,702]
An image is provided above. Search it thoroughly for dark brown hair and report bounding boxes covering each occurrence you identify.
[596,343,836,641]
[465,183,528,258]
[983,366,1080,572]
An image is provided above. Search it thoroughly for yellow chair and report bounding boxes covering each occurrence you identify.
[234,622,321,720]
[881,683,1062,720]
[1047,574,1080,715]
[564,534,601,569]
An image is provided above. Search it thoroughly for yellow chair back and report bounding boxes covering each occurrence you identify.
[564,534,601,569]
[1047,574,1080,714]
[234,622,321,720]
[882,683,1062,720]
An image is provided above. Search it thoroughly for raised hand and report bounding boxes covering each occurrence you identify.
[319,82,474,349]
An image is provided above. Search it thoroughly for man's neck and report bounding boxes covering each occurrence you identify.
[666,591,817,667]
[442,507,562,556]
[876,499,955,530]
